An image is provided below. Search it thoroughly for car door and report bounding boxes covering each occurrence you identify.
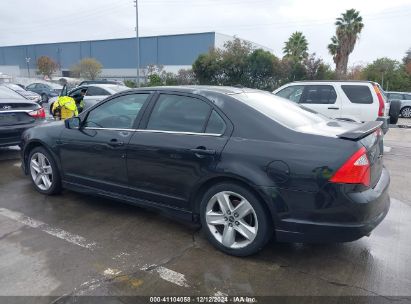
[299,85,340,118]
[58,92,151,194]
[126,92,231,209]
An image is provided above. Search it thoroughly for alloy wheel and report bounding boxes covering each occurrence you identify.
[402,107,411,118]
[30,152,53,191]
[205,191,258,249]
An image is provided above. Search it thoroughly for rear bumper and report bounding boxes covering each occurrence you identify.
[377,116,390,134]
[259,167,390,243]
[0,121,44,147]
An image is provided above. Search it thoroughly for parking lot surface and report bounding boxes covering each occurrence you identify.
[0,127,411,302]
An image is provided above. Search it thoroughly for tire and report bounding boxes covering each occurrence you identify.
[200,182,272,256]
[41,93,49,103]
[401,106,411,118]
[390,115,399,124]
[28,147,62,195]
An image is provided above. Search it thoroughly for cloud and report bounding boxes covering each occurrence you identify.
[0,0,410,65]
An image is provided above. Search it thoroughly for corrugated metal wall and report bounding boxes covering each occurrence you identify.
[0,32,216,70]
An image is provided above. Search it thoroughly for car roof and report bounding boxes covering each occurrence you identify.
[288,80,377,84]
[125,85,260,95]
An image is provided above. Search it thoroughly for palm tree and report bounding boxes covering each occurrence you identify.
[283,31,308,62]
[328,9,364,77]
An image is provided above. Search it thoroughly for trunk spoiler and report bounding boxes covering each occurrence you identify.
[338,121,383,140]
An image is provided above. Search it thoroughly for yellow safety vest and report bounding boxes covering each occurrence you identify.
[52,96,78,120]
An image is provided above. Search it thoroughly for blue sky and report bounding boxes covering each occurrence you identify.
[1,0,410,66]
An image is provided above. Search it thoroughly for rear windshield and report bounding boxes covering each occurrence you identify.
[341,85,373,104]
[232,91,329,129]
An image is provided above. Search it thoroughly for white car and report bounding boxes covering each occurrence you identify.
[68,84,130,109]
[273,81,390,133]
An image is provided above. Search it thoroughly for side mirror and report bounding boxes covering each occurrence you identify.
[65,117,81,129]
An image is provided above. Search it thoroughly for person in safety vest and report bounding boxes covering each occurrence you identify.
[51,96,78,120]
[73,88,87,113]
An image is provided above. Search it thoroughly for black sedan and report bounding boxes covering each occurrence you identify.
[20,86,390,256]
[0,86,46,147]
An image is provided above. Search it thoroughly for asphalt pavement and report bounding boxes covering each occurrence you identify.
[0,127,411,303]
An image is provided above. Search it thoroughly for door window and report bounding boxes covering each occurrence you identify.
[69,88,83,98]
[276,86,304,103]
[85,93,149,129]
[404,94,411,100]
[147,94,211,133]
[388,93,404,100]
[300,85,337,104]
[87,86,110,96]
[341,85,373,104]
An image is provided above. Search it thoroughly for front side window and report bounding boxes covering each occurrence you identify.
[85,93,149,129]
[388,93,403,100]
[404,94,411,100]
[341,85,373,104]
[300,85,337,104]
[147,94,211,133]
[276,86,304,103]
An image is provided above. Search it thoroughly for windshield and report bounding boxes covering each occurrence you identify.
[232,91,330,129]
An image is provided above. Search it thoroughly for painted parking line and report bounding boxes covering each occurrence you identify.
[0,207,97,250]
[0,207,192,290]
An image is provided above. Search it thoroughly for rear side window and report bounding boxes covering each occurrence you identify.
[341,85,373,104]
[300,85,337,104]
[206,110,226,134]
[147,94,211,133]
[87,87,110,96]
[404,94,411,100]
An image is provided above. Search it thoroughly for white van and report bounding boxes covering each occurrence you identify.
[273,81,390,133]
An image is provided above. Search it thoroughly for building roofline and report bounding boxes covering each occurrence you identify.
[0,31,217,48]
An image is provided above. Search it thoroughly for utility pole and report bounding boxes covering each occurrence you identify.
[25,57,31,78]
[134,0,140,87]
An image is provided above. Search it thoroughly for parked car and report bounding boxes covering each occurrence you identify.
[273,81,391,133]
[66,84,129,109]
[0,86,46,147]
[78,80,125,86]
[26,82,62,103]
[1,83,42,104]
[386,91,411,118]
[21,86,390,256]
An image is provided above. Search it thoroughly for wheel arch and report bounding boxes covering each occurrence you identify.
[23,140,60,175]
[190,175,276,226]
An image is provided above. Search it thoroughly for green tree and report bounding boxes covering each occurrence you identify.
[147,74,163,86]
[362,58,411,91]
[328,9,364,78]
[72,58,103,80]
[283,31,308,62]
[247,49,281,90]
[192,49,223,85]
[36,56,58,78]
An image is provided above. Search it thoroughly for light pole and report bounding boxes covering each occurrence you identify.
[25,57,31,78]
[134,0,140,87]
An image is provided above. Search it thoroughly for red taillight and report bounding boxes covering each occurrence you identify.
[373,85,385,117]
[28,107,45,119]
[330,147,370,187]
